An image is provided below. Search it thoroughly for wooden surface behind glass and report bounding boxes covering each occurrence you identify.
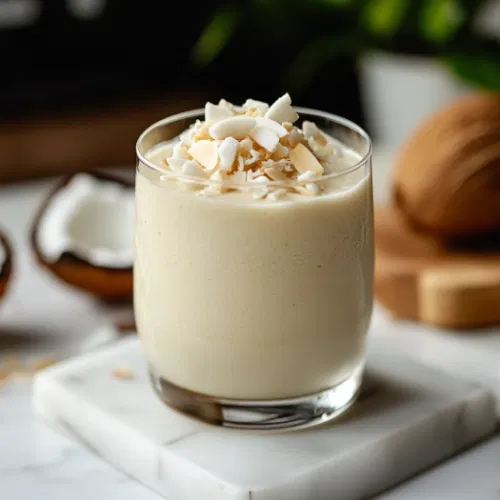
[0,91,205,184]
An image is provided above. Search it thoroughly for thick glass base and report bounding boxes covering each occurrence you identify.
[149,366,363,431]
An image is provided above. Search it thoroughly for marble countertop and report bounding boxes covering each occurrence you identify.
[1,154,499,500]
[0,169,159,499]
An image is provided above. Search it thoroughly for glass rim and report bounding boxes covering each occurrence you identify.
[136,107,372,189]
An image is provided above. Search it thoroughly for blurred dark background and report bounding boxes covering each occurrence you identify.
[0,0,361,119]
[0,0,499,182]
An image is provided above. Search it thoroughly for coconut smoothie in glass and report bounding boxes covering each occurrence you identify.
[135,94,373,430]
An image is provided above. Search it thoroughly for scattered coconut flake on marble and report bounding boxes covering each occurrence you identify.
[112,366,134,380]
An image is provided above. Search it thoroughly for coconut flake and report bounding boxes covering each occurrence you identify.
[265,93,299,124]
[245,149,261,166]
[188,140,219,170]
[302,121,322,141]
[298,170,317,182]
[290,143,324,175]
[251,177,270,199]
[268,188,287,201]
[218,137,239,171]
[205,102,233,122]
[36,174,134,269]
[284,128,303,148]
[182,160,206,178]
[308,138,335,161]
[249,126,279,152]
[237,155,245,171]
[218,99,237,113]
[271,143,289,161]
[251,176,270,184]
[193,122,212,140]
[298,171,321,195]
[209,116,257,140]
[256,117,288,138]
[166,157,185,172]
[243,99,269,115]
[264,166,287,181]
[200,170,226,196]
[173,142,189,160]
[180,122,201,146]
[306,183,321,195]
[239,138,253,154]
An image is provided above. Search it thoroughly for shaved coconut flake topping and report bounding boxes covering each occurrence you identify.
[150,93,352,200]
[36,174,134,268]
[205,102,233,122]
[218,137,239,171]
[265,93,299,124]
[209,117,256,140]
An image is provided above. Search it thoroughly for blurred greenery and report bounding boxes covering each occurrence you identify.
[193,0,500,92]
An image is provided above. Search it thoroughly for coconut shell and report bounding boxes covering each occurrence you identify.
[0,230,12,303]
[393,93,500,239]
[31,171,133,303]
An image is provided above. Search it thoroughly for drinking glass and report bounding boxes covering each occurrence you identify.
[135,108,373,430]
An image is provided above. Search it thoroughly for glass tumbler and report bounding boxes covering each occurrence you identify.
[135,108,373,430]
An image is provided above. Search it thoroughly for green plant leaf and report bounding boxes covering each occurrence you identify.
[191,7,241,67]
[362,0,409,37]
[444,54,500,91]
[420,0,465,43]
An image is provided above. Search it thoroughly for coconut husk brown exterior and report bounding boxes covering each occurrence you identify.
[375,205,500,329]
[0,230,12,302]
[31,171,133,303]
[393,93,500,239]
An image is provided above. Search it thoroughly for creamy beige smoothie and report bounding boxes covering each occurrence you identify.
[135,95,373,401]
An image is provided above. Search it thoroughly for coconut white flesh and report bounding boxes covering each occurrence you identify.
[36,174,134,269]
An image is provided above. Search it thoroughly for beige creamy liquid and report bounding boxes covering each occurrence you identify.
[135,148,373,400]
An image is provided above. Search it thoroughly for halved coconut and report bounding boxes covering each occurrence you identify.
[31,171,134,302]
[0,230,13,303]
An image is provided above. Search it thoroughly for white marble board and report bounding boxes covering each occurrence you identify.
[33,336,496,500]
[376,433,500,500]
[371,307,500,414]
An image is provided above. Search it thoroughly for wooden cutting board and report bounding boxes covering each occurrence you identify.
[375,205,500,329]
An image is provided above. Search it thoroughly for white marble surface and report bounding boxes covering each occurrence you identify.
[34,336,496,500]
[0,379,160,500]
[376,434,500,499]
[1,150,500,499]
[0,173,134,362]
[371,309,500,413]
